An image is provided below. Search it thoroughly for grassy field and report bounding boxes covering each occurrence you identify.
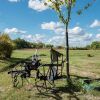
[0,49,100,100]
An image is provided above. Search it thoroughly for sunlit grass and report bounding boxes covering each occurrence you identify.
[0,49,100,100]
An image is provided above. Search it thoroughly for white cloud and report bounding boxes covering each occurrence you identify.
[47,35,65,46]
[54,28,65,35]
[69,27,85,36]
[21,34,33,41]
[41,21,65,35]
[96,34,100,39]
[33,34,45,42]
[8,0,20,2]
[41,21,63,30]
[42,23,93,46]
[41,21,94,46]
[69,38,83,47]
[41,22,85,36]
[21,34,45,43]
[47,33,93,47]
[90,20,100,28]
[28,0,48,12]
[4,28,26,34]
[82,34,93,41]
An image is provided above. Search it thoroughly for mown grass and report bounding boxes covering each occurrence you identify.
[0,49,100,100]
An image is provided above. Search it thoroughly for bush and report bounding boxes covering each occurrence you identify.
[87,54,94,57]
[0,34,14,59]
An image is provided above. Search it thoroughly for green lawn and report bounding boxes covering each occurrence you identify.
[0,49,100,100]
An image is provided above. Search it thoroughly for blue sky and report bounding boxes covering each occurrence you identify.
[0,0,100,47]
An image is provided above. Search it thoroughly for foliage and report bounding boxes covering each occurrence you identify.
[35,42,45,48]
[13,38,32,49]
[45,0,76,25]
[0,33,14,59]
[13,38,100,50]
[70,47,88,50]
[69,41,100,50]
[85,45,91,50]
[45,44,54,48]
[91,41,100,50]
[13,38,54,49]
[71,79,90,92]
[67,79,99,93]
[45,0,96,24]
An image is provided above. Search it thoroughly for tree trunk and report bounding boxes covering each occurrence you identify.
[65,24,70,80]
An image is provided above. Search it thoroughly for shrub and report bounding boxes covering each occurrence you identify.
[87,54,93,57]
[0,34,14,59]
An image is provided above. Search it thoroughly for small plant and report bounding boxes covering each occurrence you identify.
[87,54,94,57]
[67,79,94,93]
[67,79,84,92]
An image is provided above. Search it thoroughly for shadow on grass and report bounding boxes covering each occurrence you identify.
[94,87,100,91]
[0,57,27,72]
[0,56,32,72]
[35,79,82,100]
[7,57,25,63]
[35,75,100,100]
[71,75,91,80]
[71,75,100,92]
[36,85,81,100]
[57,75,92,80]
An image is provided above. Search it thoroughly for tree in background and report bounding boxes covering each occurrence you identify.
[0,33,14,59]
[13,38,32,49]
[13,38,47,49]
[36,42,45,49]
[45,44,54,48]
[45,0,96,80]
[91,41,100,49]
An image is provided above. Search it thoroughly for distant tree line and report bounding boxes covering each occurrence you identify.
[13,38,54,49]
[0,33,100,59]
[70,41,100,50]
[13,38,100,50]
